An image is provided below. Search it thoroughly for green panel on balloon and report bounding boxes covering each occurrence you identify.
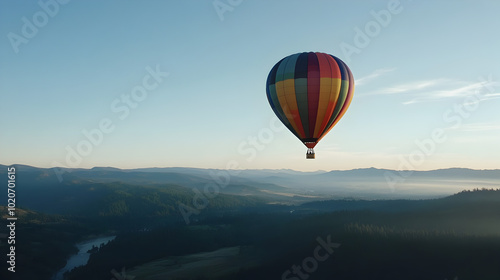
[294,78,309,138]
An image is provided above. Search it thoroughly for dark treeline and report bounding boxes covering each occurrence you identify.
[65,189,500,280]
[2,189,500,280]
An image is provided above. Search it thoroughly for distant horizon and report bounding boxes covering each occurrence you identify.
[2,163,499,173]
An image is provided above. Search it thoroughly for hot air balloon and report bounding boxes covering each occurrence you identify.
[266,52,354,159]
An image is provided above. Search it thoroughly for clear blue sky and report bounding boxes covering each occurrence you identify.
[1,0,499,171]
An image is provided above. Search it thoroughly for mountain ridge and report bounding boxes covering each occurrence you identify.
[1,164,499,201]
[2,163,499,173]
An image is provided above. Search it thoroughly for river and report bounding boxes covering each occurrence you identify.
[52,235,116,280]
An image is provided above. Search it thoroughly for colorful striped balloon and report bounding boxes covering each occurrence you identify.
[266,52,354,159]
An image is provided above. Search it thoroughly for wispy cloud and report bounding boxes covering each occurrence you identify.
[481,92,500,102]
[485,93,500,97]
[356,68,395,86]
[432,81,489,98]
[365,79,448,96]
[364,77,499,105]
[400,80,478,104]
[459,122,500,132]
[404,81,499,105]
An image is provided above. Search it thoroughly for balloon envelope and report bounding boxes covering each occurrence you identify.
[266,52,354,156]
